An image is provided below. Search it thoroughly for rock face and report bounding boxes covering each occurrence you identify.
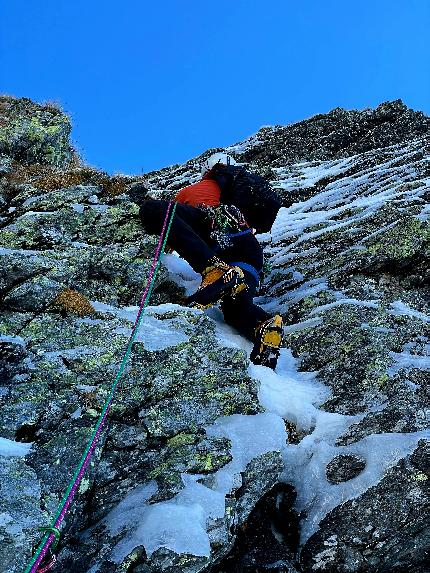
[0,97,429,573]
[0,96,74,168]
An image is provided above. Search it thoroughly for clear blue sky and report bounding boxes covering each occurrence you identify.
[1,0,429,175]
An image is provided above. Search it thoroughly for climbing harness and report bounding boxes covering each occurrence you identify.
[23,201,177,573]
[203,204,250,249]
[229,261,261,288]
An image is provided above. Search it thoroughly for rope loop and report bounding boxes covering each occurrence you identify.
[37,527,61,550]
[35,554,57,573]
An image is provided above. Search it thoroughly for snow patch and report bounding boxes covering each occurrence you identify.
[389,301,430,323]
[387,349,430,377]
[161,252,201,296]
[0,437,32,457]
[90,300,196,351]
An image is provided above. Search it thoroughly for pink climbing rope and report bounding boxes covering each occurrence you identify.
[25,200,176,573]
[132,200,174,328]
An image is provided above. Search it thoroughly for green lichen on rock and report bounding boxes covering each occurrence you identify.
[365,214,429,260]
[0,96,74,167]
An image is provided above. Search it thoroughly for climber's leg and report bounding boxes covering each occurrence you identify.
[220,274,269,341]
[218,235,284,369]
[139,199,214,273]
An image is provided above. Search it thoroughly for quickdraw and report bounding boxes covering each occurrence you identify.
[34,555,56,573]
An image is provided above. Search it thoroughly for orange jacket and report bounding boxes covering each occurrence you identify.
[174,178,221,207]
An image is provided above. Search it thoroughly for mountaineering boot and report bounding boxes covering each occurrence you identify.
[250,314,284,370]
[187,256,247,309]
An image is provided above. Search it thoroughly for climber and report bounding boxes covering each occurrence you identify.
[129,152,284,369]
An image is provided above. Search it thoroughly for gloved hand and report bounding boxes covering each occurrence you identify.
[128,182,149,207]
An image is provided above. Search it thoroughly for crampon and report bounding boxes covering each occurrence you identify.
[250,314,284,370]
[187,257,247,309]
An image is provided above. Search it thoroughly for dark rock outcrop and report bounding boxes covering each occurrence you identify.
[236,99,430,168]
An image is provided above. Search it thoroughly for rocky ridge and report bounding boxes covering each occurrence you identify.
[0,97,429,573]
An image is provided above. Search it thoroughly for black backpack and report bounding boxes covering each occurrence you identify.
[210,165,282,233]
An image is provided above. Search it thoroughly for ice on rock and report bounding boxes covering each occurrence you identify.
[283,429,429,545]
[387,349,430,376]
[96,293,288,563]
[112,316,189,350]
[273,158,356,192]
[206,413,287,494]
[226,129,274,155]
[206,305,253,353]
[94,148,429,565]
[86,565,100,573]
[161,253,201,296]
[389,300,430,323]
[0,437,32,457]
[164,255,428,551]
[416,203,430,222]
[247,340,429,546]
[268,247,319,268]
[131,502,210,558]
[283,317,324,333]
[106,482,158,537]
[254,348,329,432]
[308,298,380,316]
[105,414,287,562]
[268,151,428,260]
[0,333,26,346]
[90,300,194,350]
[175,474,226,519]
[259,278,329,314]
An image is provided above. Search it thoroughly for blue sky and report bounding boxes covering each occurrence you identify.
[1,0,429,175]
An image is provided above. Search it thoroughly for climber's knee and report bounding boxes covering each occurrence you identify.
[139,199,169,235]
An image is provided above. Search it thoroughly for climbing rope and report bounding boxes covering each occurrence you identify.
[24,201,177,573]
